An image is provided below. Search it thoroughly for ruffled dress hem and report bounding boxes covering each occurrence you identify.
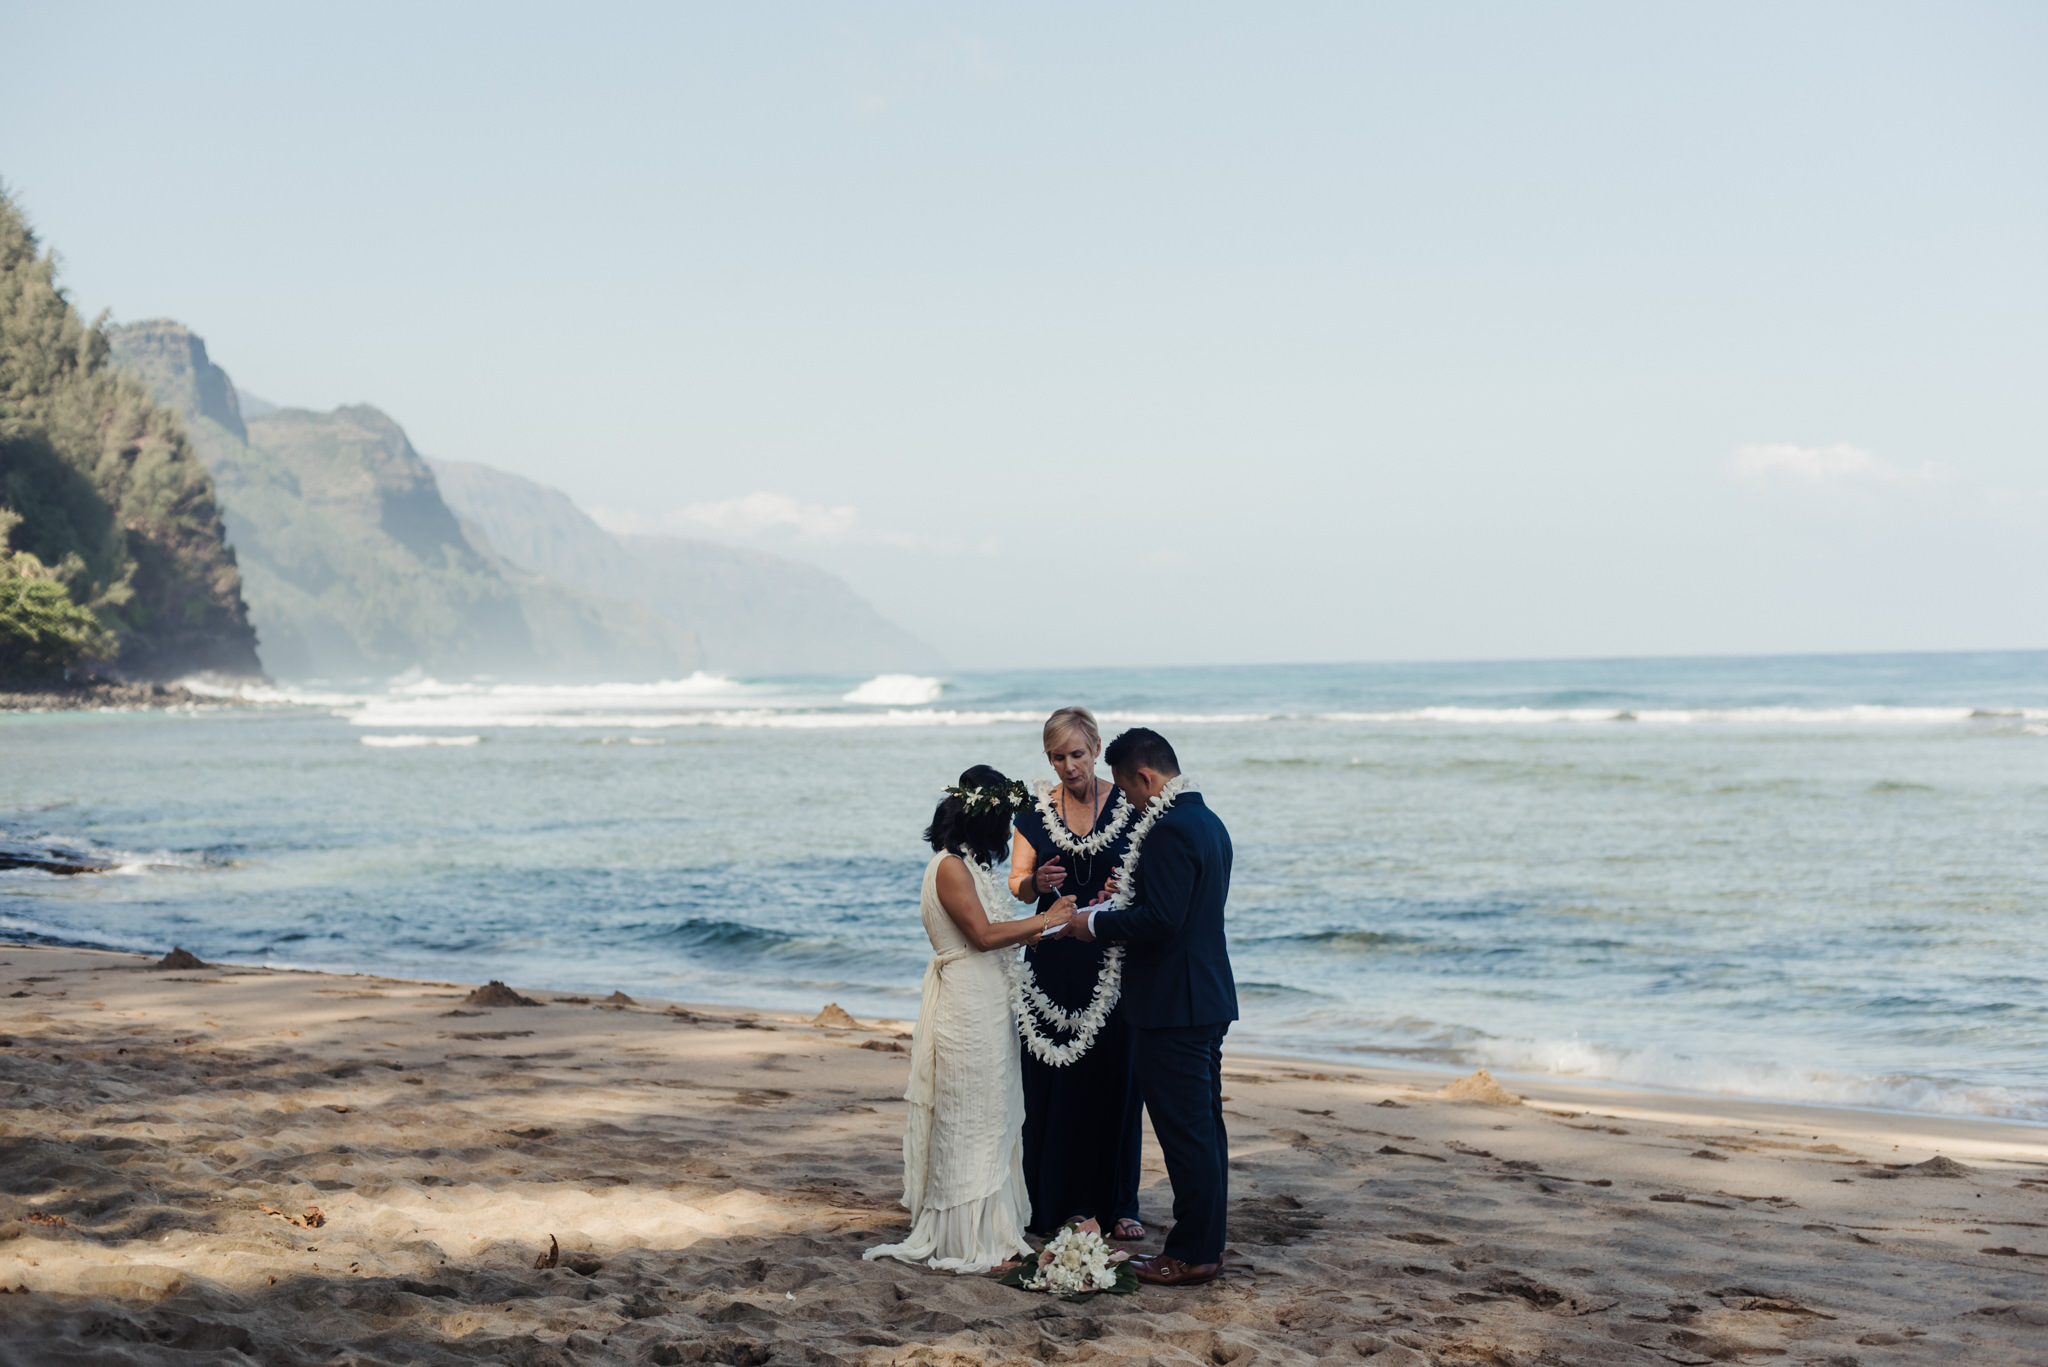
[863,1127,1032,1274]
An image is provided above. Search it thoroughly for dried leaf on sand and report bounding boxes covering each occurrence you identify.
[258,1204,324,1228]
[534,1234,560,1269]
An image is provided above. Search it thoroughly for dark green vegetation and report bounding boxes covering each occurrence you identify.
[0,189,260,681]
[0,508,114,680]
[110,322,702,680]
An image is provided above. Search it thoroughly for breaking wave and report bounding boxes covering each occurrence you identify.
[360,734,482,748]
[1313,705,2046,725]
[1460,1034,2048,1124]
[843,674,945,705]
[177,671,2047,734]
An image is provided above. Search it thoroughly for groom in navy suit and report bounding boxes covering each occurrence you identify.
[1069,727,1236,1286]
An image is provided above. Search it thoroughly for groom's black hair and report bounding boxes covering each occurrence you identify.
[925,764,1014,864]
[1105,728,1179,778]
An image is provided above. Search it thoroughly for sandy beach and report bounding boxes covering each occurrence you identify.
[3,944,2046,1366]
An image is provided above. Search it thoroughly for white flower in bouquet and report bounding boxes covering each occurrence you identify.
[1017,1218,1130,1296]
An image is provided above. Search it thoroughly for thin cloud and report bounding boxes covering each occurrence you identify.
[1720,444,2048,527]
[1726,443,1949,488]
[669,492,864,541]
[591,492,917,548]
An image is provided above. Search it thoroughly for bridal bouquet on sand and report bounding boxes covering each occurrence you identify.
[998,1219,1139,1300]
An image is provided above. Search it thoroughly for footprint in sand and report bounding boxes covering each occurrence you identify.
[1229,1193,1324,1245]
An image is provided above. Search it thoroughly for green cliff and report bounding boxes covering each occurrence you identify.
[108,320,701,680]
[0,190,261,680]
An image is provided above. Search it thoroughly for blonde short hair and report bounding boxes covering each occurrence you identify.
[1043,706,1102,754]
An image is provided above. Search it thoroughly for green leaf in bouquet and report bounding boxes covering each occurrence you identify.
[1047,1262,1143,1303]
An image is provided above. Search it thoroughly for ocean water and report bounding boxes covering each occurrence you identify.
[4,652,2046,1124]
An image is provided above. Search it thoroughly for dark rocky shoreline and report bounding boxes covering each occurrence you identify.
[0,678,213,713]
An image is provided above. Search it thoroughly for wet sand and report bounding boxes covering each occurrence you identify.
[3,942,2047,1365]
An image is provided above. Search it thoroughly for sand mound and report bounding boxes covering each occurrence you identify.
[1903,1154,1973,1177]
[462,979,540,1007]
[152,947,208,970]
[605,990,636,1005]
[812,1003,859,1029]
[1436,1068,1522,1105]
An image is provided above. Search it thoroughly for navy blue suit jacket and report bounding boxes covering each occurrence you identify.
[1091,792,1237,1029]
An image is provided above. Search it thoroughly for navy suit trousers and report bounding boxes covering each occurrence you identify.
[1133,1021,1229,1264]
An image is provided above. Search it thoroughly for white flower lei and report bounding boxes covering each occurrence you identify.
[1030,779,1135,858]
[962,775,1194,1069]
[1099,774,1192,915]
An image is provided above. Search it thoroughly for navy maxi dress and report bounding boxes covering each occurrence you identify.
[1012,786,1145,1233]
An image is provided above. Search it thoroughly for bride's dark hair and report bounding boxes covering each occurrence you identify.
[925,764,1014,865]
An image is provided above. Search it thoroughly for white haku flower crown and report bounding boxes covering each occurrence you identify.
[944,779,1032,816]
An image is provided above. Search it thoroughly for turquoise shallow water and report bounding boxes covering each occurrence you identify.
[3,652,2045,1122]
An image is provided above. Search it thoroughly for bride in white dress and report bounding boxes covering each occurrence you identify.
[866,765,1077,1273]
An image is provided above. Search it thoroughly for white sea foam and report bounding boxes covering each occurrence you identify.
[352,706,1044,731]
[1317,707,1630,725]
[177,677,372,707]
[342,677,793,730]
[179,672,751,712]
[843,674,945,706]
[1315,704,2030,725]
[390,673,743,699]
[340,699,1291,731]
[1097,711,1277,725]
[342,700,2021,731]
[359,734,483,748]
[1466,1035,2048,1123]
[181,670,2043,733]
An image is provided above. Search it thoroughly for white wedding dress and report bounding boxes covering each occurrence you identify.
[864,851,1033,1273]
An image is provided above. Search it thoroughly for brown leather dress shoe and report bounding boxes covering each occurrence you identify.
[1129,1254,1222,1286]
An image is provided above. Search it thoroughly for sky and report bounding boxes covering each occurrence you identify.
[4,3,2043,669]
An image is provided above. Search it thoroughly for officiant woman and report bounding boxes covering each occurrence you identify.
[1008,706,1146,1240]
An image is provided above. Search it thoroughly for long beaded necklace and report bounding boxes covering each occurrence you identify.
[1053,773,1108,901]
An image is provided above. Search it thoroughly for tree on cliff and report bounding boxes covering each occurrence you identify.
[0,507,113,679]
[0,184,261,680]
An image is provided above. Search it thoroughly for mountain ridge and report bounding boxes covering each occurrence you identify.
[108,321,703,681]
[105,318,939,681]
[429,459,944,676]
